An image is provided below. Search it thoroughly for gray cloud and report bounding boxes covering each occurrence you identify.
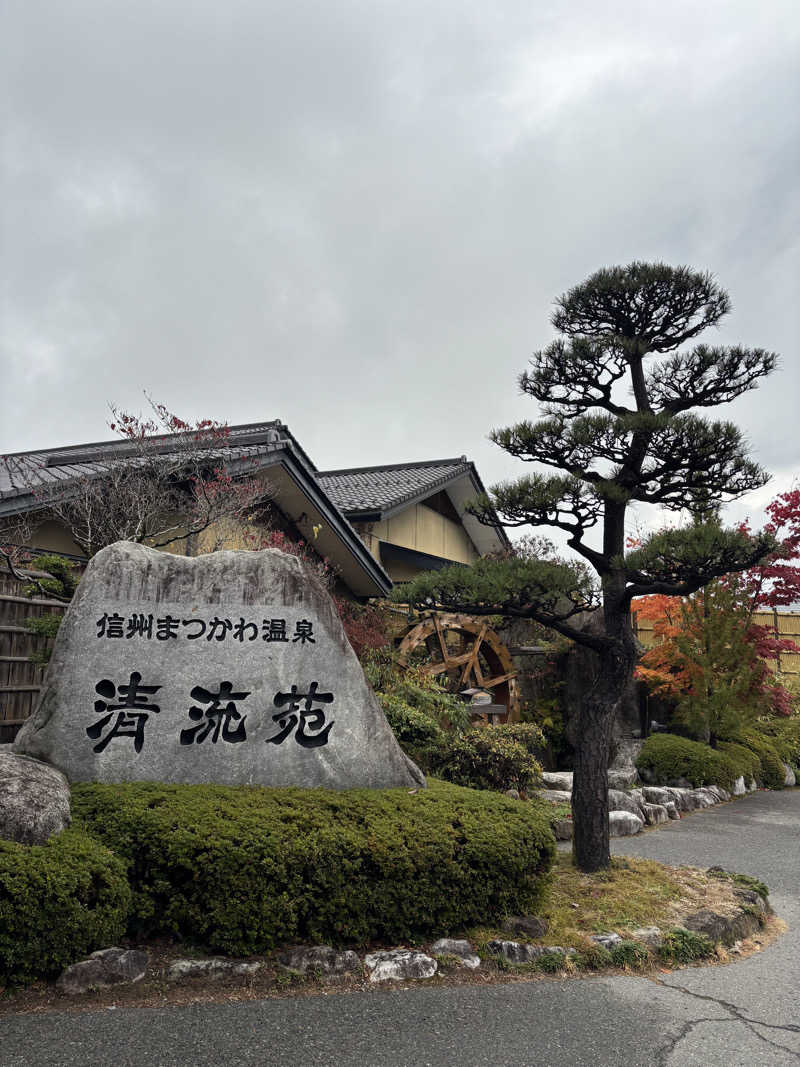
[2,0,798,538]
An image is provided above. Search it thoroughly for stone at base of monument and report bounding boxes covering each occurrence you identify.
[14,542,424,790]
[0,751,71,845]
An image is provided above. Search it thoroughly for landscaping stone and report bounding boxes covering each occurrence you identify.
[486,940,547,963]
[364,950,437,982]
[608,789,644,817]
[783,764,796,787]
[590,933,622,950]
[641,802,669,825]
[167,958,261,980]
[607,768,640,790]
[748,778,758,792]
[733,775,747,796]
[278,946,361,976]
[553,818,573,841]
[642,786,673,806]
[0,751,71,845]
[57,948,148,995]
[504,788,520,800]
[670,788,697,812]
[664,801,680,820]
[733,888,770,915]
[503,916,549,938]
[541,771,573,792]
[430,939,481,969]
[608,810,643,836]
[690,789,718,809]
[14,541,424,790]
[539,789,573,804]
[631,927,663,948]
[706,785,731,803]
[683,907,761,947]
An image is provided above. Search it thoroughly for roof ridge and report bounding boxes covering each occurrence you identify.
[317,457,469,478]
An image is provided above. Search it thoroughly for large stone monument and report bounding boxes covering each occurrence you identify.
[14,542,424,790]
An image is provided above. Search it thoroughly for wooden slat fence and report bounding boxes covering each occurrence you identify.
[0,569,67,743]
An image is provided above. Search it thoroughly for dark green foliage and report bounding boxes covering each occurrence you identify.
[0,830,130,986]
[535,950,566,973]
[434,727,543,793]
[575,944,613,970]
[379,694,444,749]
[72,780,556,956]
[731,731,785,790]
[717,742,761,784]
[24,612,65,666]
[610,940,651,968]
[659,927,715,963]
[636,733,738,791]
[23,553,80,600]
[754,717,800,768]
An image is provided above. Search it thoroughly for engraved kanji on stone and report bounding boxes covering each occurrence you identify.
[292,619,315,645]
[265,682,334,748]
[179,682,249,745]
[126,613,153,639]
[87,672,161,753]
[262,618,289,643]
[96,612,125,638]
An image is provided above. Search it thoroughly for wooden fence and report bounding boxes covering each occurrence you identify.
[0,569,67,743]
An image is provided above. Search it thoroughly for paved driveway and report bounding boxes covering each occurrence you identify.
[2,789,798,1067]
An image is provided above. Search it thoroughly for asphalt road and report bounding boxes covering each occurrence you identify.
[2,789,798,1067]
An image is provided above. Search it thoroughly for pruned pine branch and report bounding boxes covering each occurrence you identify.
[647,345,778,414]
[624,525,776,603]
[520,339,631,418]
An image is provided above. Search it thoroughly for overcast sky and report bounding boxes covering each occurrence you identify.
[2,1,798,541]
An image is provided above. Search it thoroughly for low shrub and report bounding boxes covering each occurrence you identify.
[757,717,800,768]
[636,734,738,792]
[434,727,543,793]
[575,944,613,970]
[0,830,130,986]
[658,927,714,964]
[379,693,444,750]
[717,742,761,785]
[72,779,555,956]
[610,940,650,968]
[732,731,785,790]
[535,950,567,973]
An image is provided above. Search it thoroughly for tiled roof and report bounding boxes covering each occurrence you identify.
[316,458,472,515]
[0,422,313,506]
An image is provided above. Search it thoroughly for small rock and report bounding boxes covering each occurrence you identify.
[430,939,480,970]
[590,933,622,950]
[167,958,261,981]
[504,788,520,800]
[553,818,573,841]
[0,751,71,846]
[538,789,573,804]
[503,916,549,939]
[608,789,644,817]
[541,771,573,792]
[364,950,437,982]
[642,802,669,826]
[631,927,663,948]
[609,810,644,836]
[783,764,796,787]
[57,948,148,995]
[278,946,361,976]
[733,776,747,796]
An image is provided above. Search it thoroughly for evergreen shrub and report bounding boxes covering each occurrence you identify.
[731,731,785,790]
[0,830,130,986]
[717,741,761,784]
[72,780,555,956]
[435,727,544,793]
[636,734,738,792]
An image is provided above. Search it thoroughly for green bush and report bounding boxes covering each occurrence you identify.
[379,693,444,749]
[732,730,785,790]
[72,779,555,956]
[759,717,800,768]
[717,741,761,784]
[0,830,130,986]
[575,944,613,969]
[435,727,543,793]
[658,927,714,963]
[610,940,650,968]
[636,733,738,792]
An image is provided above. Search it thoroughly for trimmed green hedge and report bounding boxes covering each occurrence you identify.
[636,734,738,791]
[73,779,555,956]
[732,731,785,790]
[0,830,130,986]
[718,741,761,784]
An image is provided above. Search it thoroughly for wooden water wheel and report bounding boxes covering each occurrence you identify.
[395,613,519,723]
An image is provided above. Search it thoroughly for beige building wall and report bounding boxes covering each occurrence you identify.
[356,502,480,571]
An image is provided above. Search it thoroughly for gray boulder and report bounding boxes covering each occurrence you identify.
[690,788,718,809]
[167,958,260,980]
[14,542,424,790]
[641,802,669,825]
[502,915,549,939]
[538,789,573,805]
[706,785,731,802]
[486,940,544,963]
[664,801,680,820]
[783,764,796,787]
[57,948,148,995]
[642,786,673,806]
[553,818,573,841]
[608,789,644,817]
[608,768,640,790]
[590,933,622,950]
[609,810,644,836]
[541,771,573,792]
[0,751,71,845]
[430,939,481,970]
[683,908,761,947]
[278,945,361,976]
[733,775,747,796]
[364,950,437,982]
